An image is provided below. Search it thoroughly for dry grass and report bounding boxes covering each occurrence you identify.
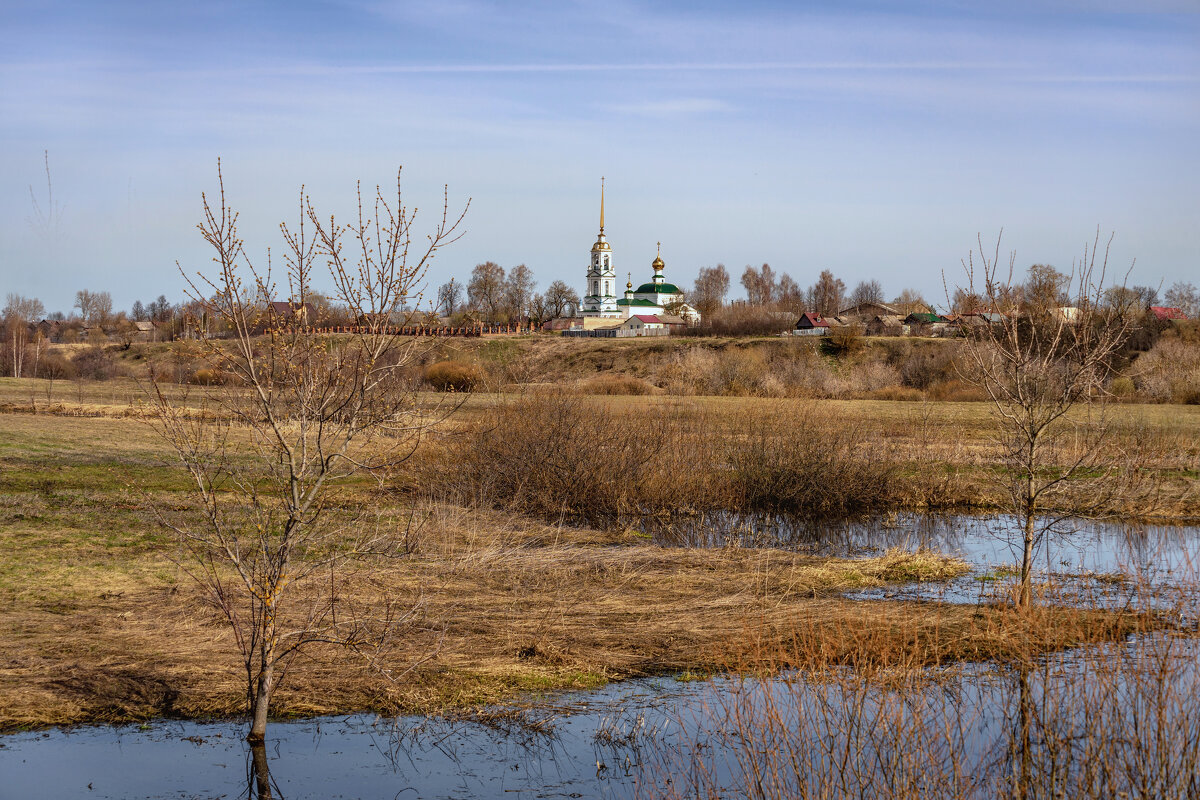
[2,510,1160,732]
[0,388,1196,731]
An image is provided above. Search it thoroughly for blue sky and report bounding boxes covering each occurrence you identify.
[2,0,1197,314]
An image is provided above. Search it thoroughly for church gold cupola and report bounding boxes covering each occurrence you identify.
[651,241,665,286]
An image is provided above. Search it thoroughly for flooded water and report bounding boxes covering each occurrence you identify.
[6,635,1199,799]
[644,512,1200,610]
[5,513,1199,799]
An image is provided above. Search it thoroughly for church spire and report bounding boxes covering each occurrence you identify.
[599,177,605,234]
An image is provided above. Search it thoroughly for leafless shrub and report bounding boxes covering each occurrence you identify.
[726,408,898,517]
[147,162,468,751]
[954,230,1137,608]
[72,346,121,380]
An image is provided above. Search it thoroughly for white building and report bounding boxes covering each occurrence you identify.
[580,179,620,318]
[616,243,700,324]
[578,182,700,325]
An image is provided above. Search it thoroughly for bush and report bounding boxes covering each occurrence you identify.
[1109,376,1135,399]
[1133,338,1200,403]
[189,367,227,386]
[425,360,481,392]
[899,345,958,389]
[35,354,75,380]
[726,408,897,517]
[71,347,119,380]
[579,374,653,395]
[827,324,865,357]
[433,394,706,522]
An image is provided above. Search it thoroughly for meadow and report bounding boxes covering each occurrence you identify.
[1,368,1196,731]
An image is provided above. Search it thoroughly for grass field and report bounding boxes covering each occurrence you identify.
[1,376,1194,730]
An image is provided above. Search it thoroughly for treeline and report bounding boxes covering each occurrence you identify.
[435,262,580,325]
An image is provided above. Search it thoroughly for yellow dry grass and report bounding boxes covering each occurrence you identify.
[0,383,1194,730]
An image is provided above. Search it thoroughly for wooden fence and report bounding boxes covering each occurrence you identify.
[299,323,533,337]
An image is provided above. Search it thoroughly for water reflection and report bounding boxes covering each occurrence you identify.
[631,634,1200,799]
[640,511,1200,612]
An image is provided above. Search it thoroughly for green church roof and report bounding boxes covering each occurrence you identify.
[617,298,659,307]
[635,282,680,295]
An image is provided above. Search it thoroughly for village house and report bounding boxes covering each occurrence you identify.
[793,312,830,336]
[620,314,667,334]
[266,301,317,326]
[839,301,901,322]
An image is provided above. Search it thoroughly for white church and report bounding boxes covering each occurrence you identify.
[579,180,700,325]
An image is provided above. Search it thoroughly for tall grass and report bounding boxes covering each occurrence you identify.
[429,395,898,524]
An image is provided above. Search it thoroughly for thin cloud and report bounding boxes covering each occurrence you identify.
[607,98,732,116]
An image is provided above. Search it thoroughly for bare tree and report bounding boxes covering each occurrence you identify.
[505,263,536,321]
[692,265,730,317]
[544,280,579,319]
[3,294,45,378]
[436,280,463,317]
[955,231,1134,609]
[1023,264,1069,313]
[809,270,845,317]
[892,288,930,316]
[74,289,112,326]
[1164,281,1198,318]
[467,261,506,321]
[849,279,884,307]
[147,163,468,752]
[740,263,777,306]
[951,287,984,314]
[776,274,802,310]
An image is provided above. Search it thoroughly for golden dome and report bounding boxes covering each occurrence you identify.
[651,240,664,269]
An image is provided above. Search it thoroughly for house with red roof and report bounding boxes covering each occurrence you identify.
[793,312,830,336]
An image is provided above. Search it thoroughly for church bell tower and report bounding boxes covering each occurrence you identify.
[581,178,618,317]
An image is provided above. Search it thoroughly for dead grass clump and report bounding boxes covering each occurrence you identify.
[579,374,654,395]
[188,367,227,385]
[425,360,482,392]
[866,385,924,401]
[726,408,899,517]
[429,393,709,522]
[927,378,988,402]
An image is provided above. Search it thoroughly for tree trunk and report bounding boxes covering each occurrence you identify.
[1019,509,1035,609]
[248,662,273,743]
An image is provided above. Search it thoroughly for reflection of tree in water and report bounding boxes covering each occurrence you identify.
[634,635,1200,798]
[248,742,276,800]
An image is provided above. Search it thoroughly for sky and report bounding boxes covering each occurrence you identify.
[1,0,1198,314]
